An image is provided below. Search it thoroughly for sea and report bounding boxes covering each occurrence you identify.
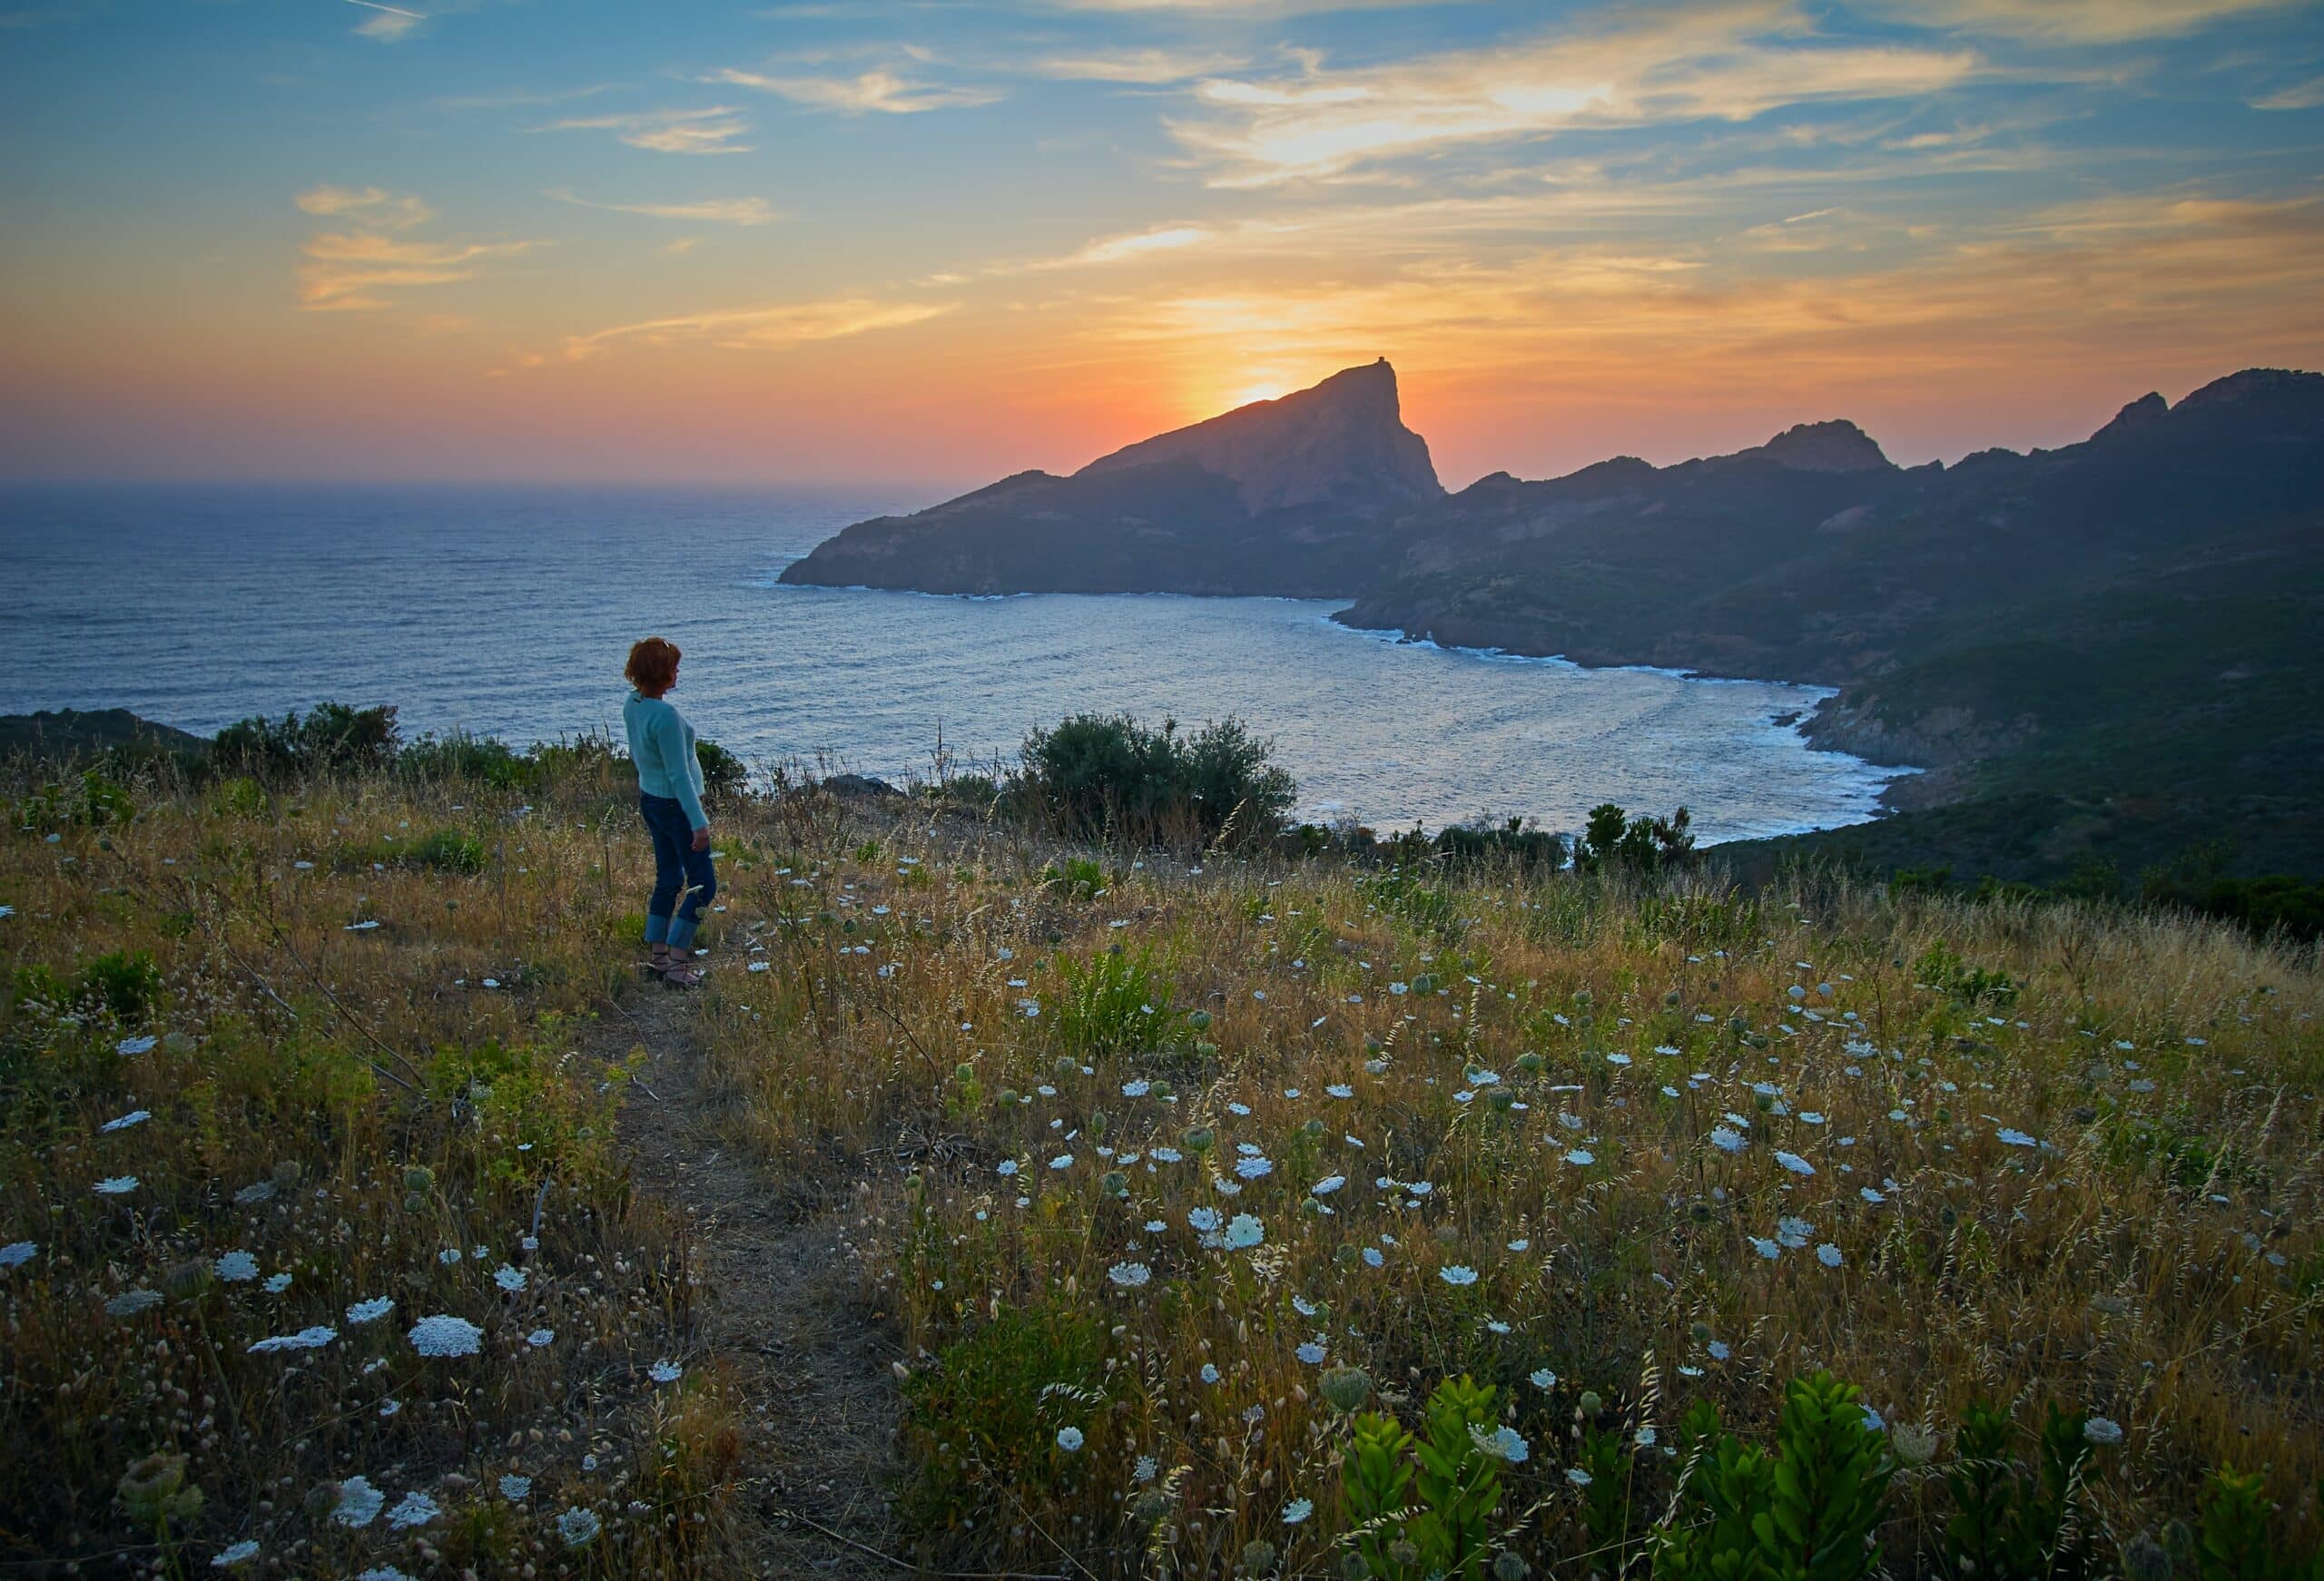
[0,484,1908,843]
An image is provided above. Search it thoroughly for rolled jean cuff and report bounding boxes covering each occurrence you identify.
[668,915,700,952]
[644,913,671,946]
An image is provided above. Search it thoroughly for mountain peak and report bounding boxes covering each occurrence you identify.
[1077,358,1442,513]
[2092,391,2169,443]
[1752,419,1892,473]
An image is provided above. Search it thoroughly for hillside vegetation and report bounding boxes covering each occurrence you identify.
[4,731,2320,1577]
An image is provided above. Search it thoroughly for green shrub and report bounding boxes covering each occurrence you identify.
[1942,1398,2102,1580]
[1915,943,2019,1008]
[340,827,487,875]
[1013,712,1294,848]
[23,950,168,1023]
[1578,803,1696,872]
[1434,817,1567,869]
[901,1302,1110,1528]
[695,738,747,804]
[398,731,529,789]
[12,770,133,830]
[212,702,399,782]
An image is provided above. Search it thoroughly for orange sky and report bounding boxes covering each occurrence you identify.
[3,1,2321,489]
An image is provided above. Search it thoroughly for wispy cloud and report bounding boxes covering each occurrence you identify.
[1035,223,1218,268]
[2251,73,2324,107]
[1029,48,1248,83]
[300,232,539,310]
[293,187,536,310]
[345,0,426,43]
[547,189,780,224]
[1167,3,1985,187]
[1041,0,1463,12]
[563,297,958,358]
[705,66,1004,113]
[537,106,753,155]
[1074,185,2324,414]
[295,184,434,230]
[1874,0,2309,44]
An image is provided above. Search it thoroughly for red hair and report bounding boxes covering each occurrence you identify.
[625,636,681,695]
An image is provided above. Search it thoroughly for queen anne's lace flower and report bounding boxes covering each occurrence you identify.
[408,1314,483,1357]
[331,1478,386,1527]
[385,1491,438,1529]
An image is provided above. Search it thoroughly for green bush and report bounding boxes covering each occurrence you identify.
[12,770,133,830]
[398,731,529,789]
[1942,1398,2102,1580]
[1013,712,1294,848]
[1434,817,1567,869]
[212,702,399,782]
[694,737,748,805]
[1577,802,1696,872]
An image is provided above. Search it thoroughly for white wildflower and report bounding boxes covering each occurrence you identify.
[331,1477,386,1527]
[408,1313,484,1357]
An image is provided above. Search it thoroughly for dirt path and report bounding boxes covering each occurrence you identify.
[603,985,909,1579]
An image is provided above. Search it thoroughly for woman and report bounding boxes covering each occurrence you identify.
[623,636,715,987]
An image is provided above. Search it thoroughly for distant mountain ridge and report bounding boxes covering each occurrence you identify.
[780,358,1439,597]
[780,360,2324,884]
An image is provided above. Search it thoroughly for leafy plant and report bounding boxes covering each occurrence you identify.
[1410,1376,1505,1580]
[1649,1377,1892,1581]
[1342,1409,1419,1578]
[1014,712,1295,848]
[1942,1399,2102,1580]
[1577,803,1696,873]
[1053,945,1173,1056]
[1760,1372,1895,1581]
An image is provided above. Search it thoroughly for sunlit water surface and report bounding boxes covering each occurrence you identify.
[0,485,1907,841]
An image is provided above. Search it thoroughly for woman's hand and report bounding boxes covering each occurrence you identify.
[692,826,711,853]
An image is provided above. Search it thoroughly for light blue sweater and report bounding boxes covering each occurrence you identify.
[623,691,708,830]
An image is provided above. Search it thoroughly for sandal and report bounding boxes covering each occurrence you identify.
[659,958,705,989]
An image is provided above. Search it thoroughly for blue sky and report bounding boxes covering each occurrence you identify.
[3,0,2320,486]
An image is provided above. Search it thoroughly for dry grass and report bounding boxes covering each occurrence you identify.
[693,800,2324,1576]
[9,758,2319,1578]
[0,763,744,1577]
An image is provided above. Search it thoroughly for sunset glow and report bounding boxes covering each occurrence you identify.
[3,1,2320,490]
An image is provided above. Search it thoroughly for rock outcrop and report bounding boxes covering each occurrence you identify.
[1075,358,1442,512]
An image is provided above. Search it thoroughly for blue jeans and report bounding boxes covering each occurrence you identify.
[640,793,715,951]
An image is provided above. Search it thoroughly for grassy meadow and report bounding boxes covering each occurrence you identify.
[0,750,743,1578]
[3,736,2320,1578]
